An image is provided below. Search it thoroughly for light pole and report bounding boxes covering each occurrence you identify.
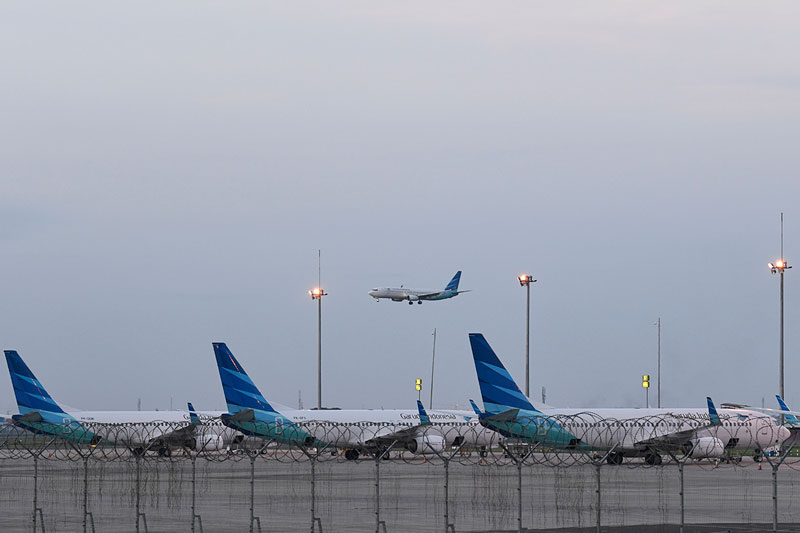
[518,274,537,398]
[769,258,791,413]
[309,287,327,409]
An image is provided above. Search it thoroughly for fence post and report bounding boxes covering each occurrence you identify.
[761,441,795,533]
[83,455,96,533]
[191,455,203,532]
[679,460,684,533]
[595,462,601,533]
[249,455,262,533]
[374,442,395,533]
[443,459,450,533]
[32,453,39,533]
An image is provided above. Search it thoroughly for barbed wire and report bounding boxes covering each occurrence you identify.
[1,412,796,468]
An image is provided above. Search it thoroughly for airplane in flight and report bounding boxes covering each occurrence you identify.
[4,350,235,456]
[368,271,470,305]
[213,342,497,459]
[467,333,790,465]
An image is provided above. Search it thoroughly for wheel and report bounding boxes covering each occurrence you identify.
[606,452,623,465]
[158,447,171,457]
[645,453,662,466]
[753,454,763,463]
[417,301,422,304]
[408,301,413,305]
[132,447,146,457]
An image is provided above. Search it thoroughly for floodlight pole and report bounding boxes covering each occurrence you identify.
[769,214,791,427]
[518,274,537,397]
[310,252,327,410]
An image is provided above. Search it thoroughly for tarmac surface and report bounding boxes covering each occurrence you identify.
[2,455,800,532]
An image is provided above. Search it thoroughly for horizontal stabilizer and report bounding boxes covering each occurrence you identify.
[12,412,44,423]
[484,408,520,422]
[224,408,255,423]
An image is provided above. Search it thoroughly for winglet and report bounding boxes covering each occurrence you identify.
[776,395,799,424]
[469,399,482,416]
[707,397,721,426]
[416,400,431,425]
[188,402,201,425]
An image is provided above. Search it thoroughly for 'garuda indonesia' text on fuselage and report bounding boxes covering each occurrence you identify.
[368,271,470,305]
[468,334,790,465]
[4,350,233,455]
[213,342,495,459]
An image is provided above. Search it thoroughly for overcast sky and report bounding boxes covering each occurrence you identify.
[1,2,799,415]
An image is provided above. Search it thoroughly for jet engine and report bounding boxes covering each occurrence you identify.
[189,434,226,452]
[406,435,445,455]
[687,437,725,458]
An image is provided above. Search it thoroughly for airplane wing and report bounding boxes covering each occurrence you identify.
[362,401,434,448]
[634,397,723,449]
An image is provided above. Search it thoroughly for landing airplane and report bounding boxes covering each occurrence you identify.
[213,342,496,459]
[468,334,790,465]
[368,271,470,305]
[4,350,235,456]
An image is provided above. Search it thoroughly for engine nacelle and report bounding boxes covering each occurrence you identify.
[191,434,226,452]
[406,435,445,455]
[407,294,420,302]
[687,437,725,458]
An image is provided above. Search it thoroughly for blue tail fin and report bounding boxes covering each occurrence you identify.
[213,343,277,415]
[188,402,201,425]
[777,395,799,425]
[444,271,462,291]
[469,399,483,416]
[706,397,721,426]
[469,334,538,415]
[416,400,431,426]
[4,350,67,417]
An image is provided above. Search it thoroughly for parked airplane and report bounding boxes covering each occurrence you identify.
[213,342,496,459]
[468,334,790,465]
[368,271,470,305]
[4,350,234,456]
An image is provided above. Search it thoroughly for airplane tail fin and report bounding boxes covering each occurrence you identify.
[777,395,799,425]
[416,400,431,426]
[188,402,201,425]
[4,350,67,417]
[444,271,462,292]
[706,397,721,426]
[213,343,278,415]
[469,333,539,415]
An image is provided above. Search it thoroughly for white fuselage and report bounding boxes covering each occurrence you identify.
[534,406,788,453]
[275,408,496,450]
[368,288,453,303]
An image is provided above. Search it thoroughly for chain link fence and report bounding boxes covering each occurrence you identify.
[1,417,799,532]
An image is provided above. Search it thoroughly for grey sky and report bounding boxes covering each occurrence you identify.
[1,3,799,414]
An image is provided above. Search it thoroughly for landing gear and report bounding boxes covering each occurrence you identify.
[344,449,360,461]
[408,301,413,305]
[417,301,422,304]
[753,450,763,463]
[158,447,172,457]
[132,447,146,457]
[644,453,662,466]
[606,452,624,465]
